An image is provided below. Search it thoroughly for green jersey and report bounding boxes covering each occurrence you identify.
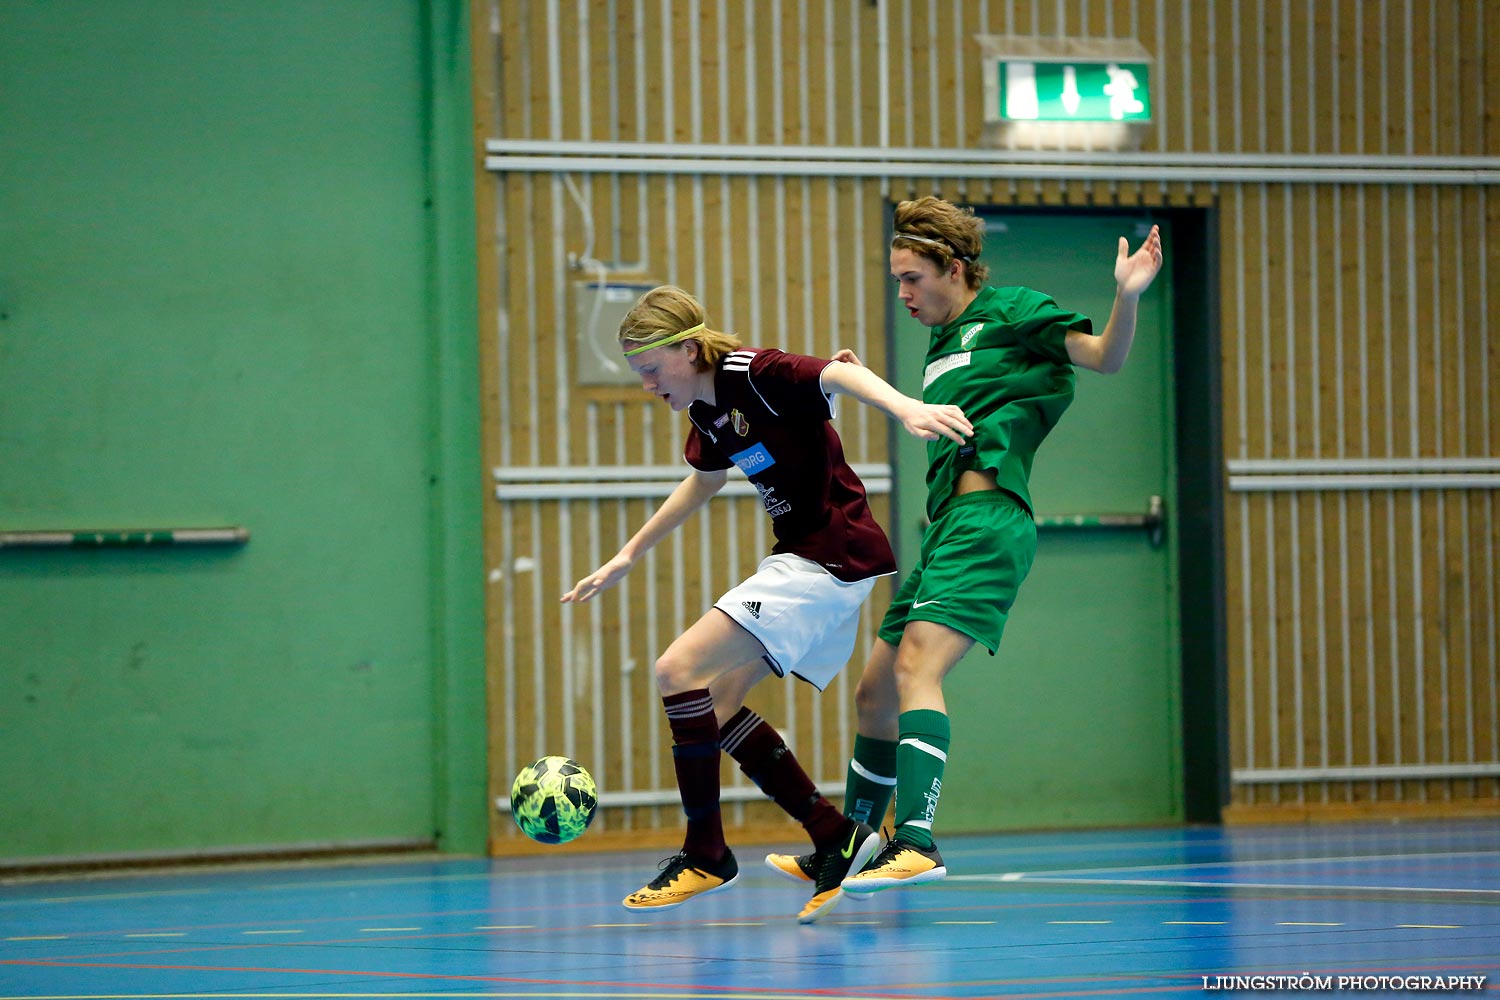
[919,285,1091,520]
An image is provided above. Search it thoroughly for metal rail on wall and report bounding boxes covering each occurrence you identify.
[1034,495,1166,547]
[486,139,1500,185]
[0,527,249,549]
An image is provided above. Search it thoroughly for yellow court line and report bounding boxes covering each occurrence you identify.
[1277,921,1344,926]
[6,935,69,941]
[123,933,185,938]
[1398,923,1463,928]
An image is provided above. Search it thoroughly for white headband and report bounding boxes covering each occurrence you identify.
[893,231,974,262]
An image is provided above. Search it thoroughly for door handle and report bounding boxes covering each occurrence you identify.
[1033,495,1165,547]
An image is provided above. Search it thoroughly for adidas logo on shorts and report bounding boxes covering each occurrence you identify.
[741,601,762,619]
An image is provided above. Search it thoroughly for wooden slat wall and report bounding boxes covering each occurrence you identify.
[476,0,1499,850]
[1224,183,1499,818]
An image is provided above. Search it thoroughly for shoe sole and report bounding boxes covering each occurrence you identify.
[763,855,813,884]
[796,829,882,924]
[841,865,948,894]
[620,872,740,911]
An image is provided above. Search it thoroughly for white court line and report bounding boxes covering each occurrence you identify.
[954,874,1500,896]
[970,848,1500,879]
[940,825,1500,860]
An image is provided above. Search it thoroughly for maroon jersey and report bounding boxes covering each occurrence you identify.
[683,348,897,584]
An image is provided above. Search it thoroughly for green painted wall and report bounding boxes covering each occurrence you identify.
[0,1,484,860]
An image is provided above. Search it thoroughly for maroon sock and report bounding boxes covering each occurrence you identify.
[663,689,725,861]
[719,706,847,849]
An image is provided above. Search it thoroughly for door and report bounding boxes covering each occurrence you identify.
[0,2,452,860]
[890,210,1181,829]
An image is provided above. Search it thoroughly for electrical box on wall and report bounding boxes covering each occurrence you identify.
[574,281,656,385]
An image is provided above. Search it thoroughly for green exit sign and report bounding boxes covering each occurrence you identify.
[998,60,1152,122]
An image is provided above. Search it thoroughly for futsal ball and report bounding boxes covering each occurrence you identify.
[507,755,598,844]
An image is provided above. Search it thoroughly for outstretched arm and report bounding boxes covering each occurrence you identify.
[560,468,728,603]
[1066,223,1164,374]
[820,358,972,443]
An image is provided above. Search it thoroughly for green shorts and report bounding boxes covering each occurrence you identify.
[877,490,1038,655]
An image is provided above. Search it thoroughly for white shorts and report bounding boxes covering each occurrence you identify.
[714,552,881,691]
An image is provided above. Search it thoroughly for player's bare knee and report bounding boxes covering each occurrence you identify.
[853,672,893,723]
[890,654,942,701]
[653,651,700,694]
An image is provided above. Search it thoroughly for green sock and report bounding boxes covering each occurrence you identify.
[843,733,898,827]
[892,709,950,850]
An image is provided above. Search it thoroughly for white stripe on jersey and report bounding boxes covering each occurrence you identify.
[723,349,755,372]
[721,349,779,415]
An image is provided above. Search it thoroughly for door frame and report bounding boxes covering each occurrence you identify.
[1163,205,1228,824]
[885,202,1227,824]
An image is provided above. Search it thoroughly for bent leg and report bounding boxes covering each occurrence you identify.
[707,657,774,727]
[653,609,769,863]
[656,608,771,696]
[719,704,849,849]
[888,620,973,848]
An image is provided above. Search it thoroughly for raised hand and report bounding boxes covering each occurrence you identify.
[1115,224,1163,300]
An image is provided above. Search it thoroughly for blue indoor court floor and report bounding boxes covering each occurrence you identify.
[2,819,1497,999]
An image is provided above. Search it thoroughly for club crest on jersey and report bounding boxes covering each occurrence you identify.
[960,322,983,349]
[730,408,749,436]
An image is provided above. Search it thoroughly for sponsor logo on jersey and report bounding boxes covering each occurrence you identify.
[729,442,776,474]
[922,350,972,390]
[741,600,762,619]
[730,408,749,436]
[754,481,792,517]
[714,413,730,428]
[960,322,983,348]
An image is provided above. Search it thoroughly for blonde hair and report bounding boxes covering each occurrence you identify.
[892,196,990,290]
[618,285,741,369]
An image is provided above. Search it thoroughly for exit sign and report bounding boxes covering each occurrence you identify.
[998,60,1152,122]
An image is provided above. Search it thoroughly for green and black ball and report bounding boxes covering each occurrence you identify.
[507,755,598,844]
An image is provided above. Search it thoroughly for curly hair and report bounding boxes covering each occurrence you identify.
[891,196,990,290]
